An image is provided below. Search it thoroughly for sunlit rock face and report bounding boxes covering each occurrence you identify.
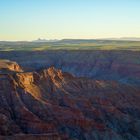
[0,60,23,73]
[0,50,139,85]
[0,60,140,140]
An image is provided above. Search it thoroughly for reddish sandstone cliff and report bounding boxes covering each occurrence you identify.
[0,60,140,140]
[0,60,23,73]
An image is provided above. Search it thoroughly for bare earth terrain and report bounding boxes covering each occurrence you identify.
[0,40,140,140]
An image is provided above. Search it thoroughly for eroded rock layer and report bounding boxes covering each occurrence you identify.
[0,50,140,85]
[0,60,140,140]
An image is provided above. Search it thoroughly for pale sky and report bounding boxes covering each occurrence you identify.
[0,0,140,41]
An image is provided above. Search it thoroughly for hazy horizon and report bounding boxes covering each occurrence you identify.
[1,37,140,42]
[0,0,140,41]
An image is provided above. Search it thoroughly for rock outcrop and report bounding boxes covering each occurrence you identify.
[0,60,23,73]
[0,60,140,140]
[0,50,139,85]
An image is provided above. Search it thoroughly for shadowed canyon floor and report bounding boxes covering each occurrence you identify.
[0,59,140,140]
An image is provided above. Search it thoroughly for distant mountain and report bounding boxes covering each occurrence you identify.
[99,37,140,41]
[1,37,140,43]
[119,37,140,41]
[33,38,59,42]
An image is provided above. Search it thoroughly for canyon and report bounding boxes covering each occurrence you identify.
[0,55,140,140]
[0,50,140,85]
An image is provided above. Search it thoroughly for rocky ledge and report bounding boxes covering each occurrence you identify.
[0,60,140,140]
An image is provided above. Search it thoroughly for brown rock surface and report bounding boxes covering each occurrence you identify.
[0,61,140,140]
[0,60,23,73]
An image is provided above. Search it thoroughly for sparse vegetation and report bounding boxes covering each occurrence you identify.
[0,40,140,51]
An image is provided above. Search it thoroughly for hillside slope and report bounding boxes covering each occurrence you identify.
[0,50,140,85]
[0,60,140,140]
